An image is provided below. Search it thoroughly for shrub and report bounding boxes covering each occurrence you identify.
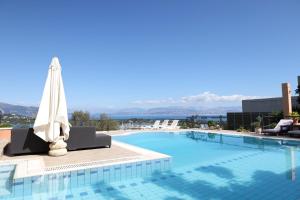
[97,113,119,131]
[251,116,262,128]
[291,111,300,120]
[71,111,90,126]
[0,123,12,128]
[179,122,188,129]
[236,126,248,132]
[207,120,217,127]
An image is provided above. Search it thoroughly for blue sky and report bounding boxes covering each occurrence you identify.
[0,0,299,111]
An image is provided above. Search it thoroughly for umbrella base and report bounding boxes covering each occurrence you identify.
[49,148,67,156]
[49,137,68,156]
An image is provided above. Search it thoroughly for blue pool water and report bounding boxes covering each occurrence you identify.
[1,131,300,199]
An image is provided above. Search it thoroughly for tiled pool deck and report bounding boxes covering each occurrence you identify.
[0,138,171,199]
[0,140,170,178]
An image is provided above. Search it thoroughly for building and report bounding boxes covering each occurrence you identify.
[242,96,299,113]
[227,76,300,131]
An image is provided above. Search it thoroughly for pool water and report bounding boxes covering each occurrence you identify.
[114,132,300,200]
[1,131,300,200]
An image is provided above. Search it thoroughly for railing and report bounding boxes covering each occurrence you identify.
[227,112,282,131]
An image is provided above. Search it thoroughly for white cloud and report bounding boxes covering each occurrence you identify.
[180,91,262,103]
[132,98,177,105]
[132,91,262,106]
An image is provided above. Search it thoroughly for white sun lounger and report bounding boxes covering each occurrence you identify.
[141,120,161,130]
[152,120,161,129]
[200,124,209,130]
[159,120,169,129]
[166,120,180,129]
[262,119,293,135]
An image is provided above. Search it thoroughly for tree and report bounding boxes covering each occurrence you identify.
[71,111,90,126]
[97,113,119,131]
[207,120,217,128]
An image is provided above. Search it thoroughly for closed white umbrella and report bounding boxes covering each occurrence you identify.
[34,57,70,156]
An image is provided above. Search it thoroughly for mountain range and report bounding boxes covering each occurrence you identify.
[111,106,241,116]
[0,102,38,117]
[0,102,241,117]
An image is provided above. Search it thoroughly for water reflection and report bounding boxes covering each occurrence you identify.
[186,131,300,150]
[30,173,71,200]
[186,131,300,181]
[286,147,296,181]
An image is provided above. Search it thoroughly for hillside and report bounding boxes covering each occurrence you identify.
[0,102,38,117]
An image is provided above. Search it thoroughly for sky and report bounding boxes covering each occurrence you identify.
[0,0,299,111]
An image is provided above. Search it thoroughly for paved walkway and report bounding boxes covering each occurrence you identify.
[0,140,170,178]
[0,142,139,167]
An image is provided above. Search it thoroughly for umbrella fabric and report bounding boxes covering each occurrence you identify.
[33,57,70,142]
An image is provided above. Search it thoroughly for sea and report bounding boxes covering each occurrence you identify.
[109,114,227,121]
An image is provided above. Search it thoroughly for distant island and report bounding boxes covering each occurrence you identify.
[0,102,241,118]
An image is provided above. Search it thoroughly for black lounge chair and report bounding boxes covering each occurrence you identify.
[66,126,111,151]
[288,130,300,137]
[262,119,293,136]
[4,127,111,156]
[4,128,49,156]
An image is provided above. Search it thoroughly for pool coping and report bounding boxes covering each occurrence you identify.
[0,140,171,180]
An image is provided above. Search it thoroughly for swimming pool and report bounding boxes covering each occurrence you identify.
[114,132,300,200]
[1,131,300,199]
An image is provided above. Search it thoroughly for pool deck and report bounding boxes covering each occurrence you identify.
[0,139,170,179]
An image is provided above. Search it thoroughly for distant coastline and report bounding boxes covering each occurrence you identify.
[109,114,189,120]
[109,114,227,120]
[0,102,235,120]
